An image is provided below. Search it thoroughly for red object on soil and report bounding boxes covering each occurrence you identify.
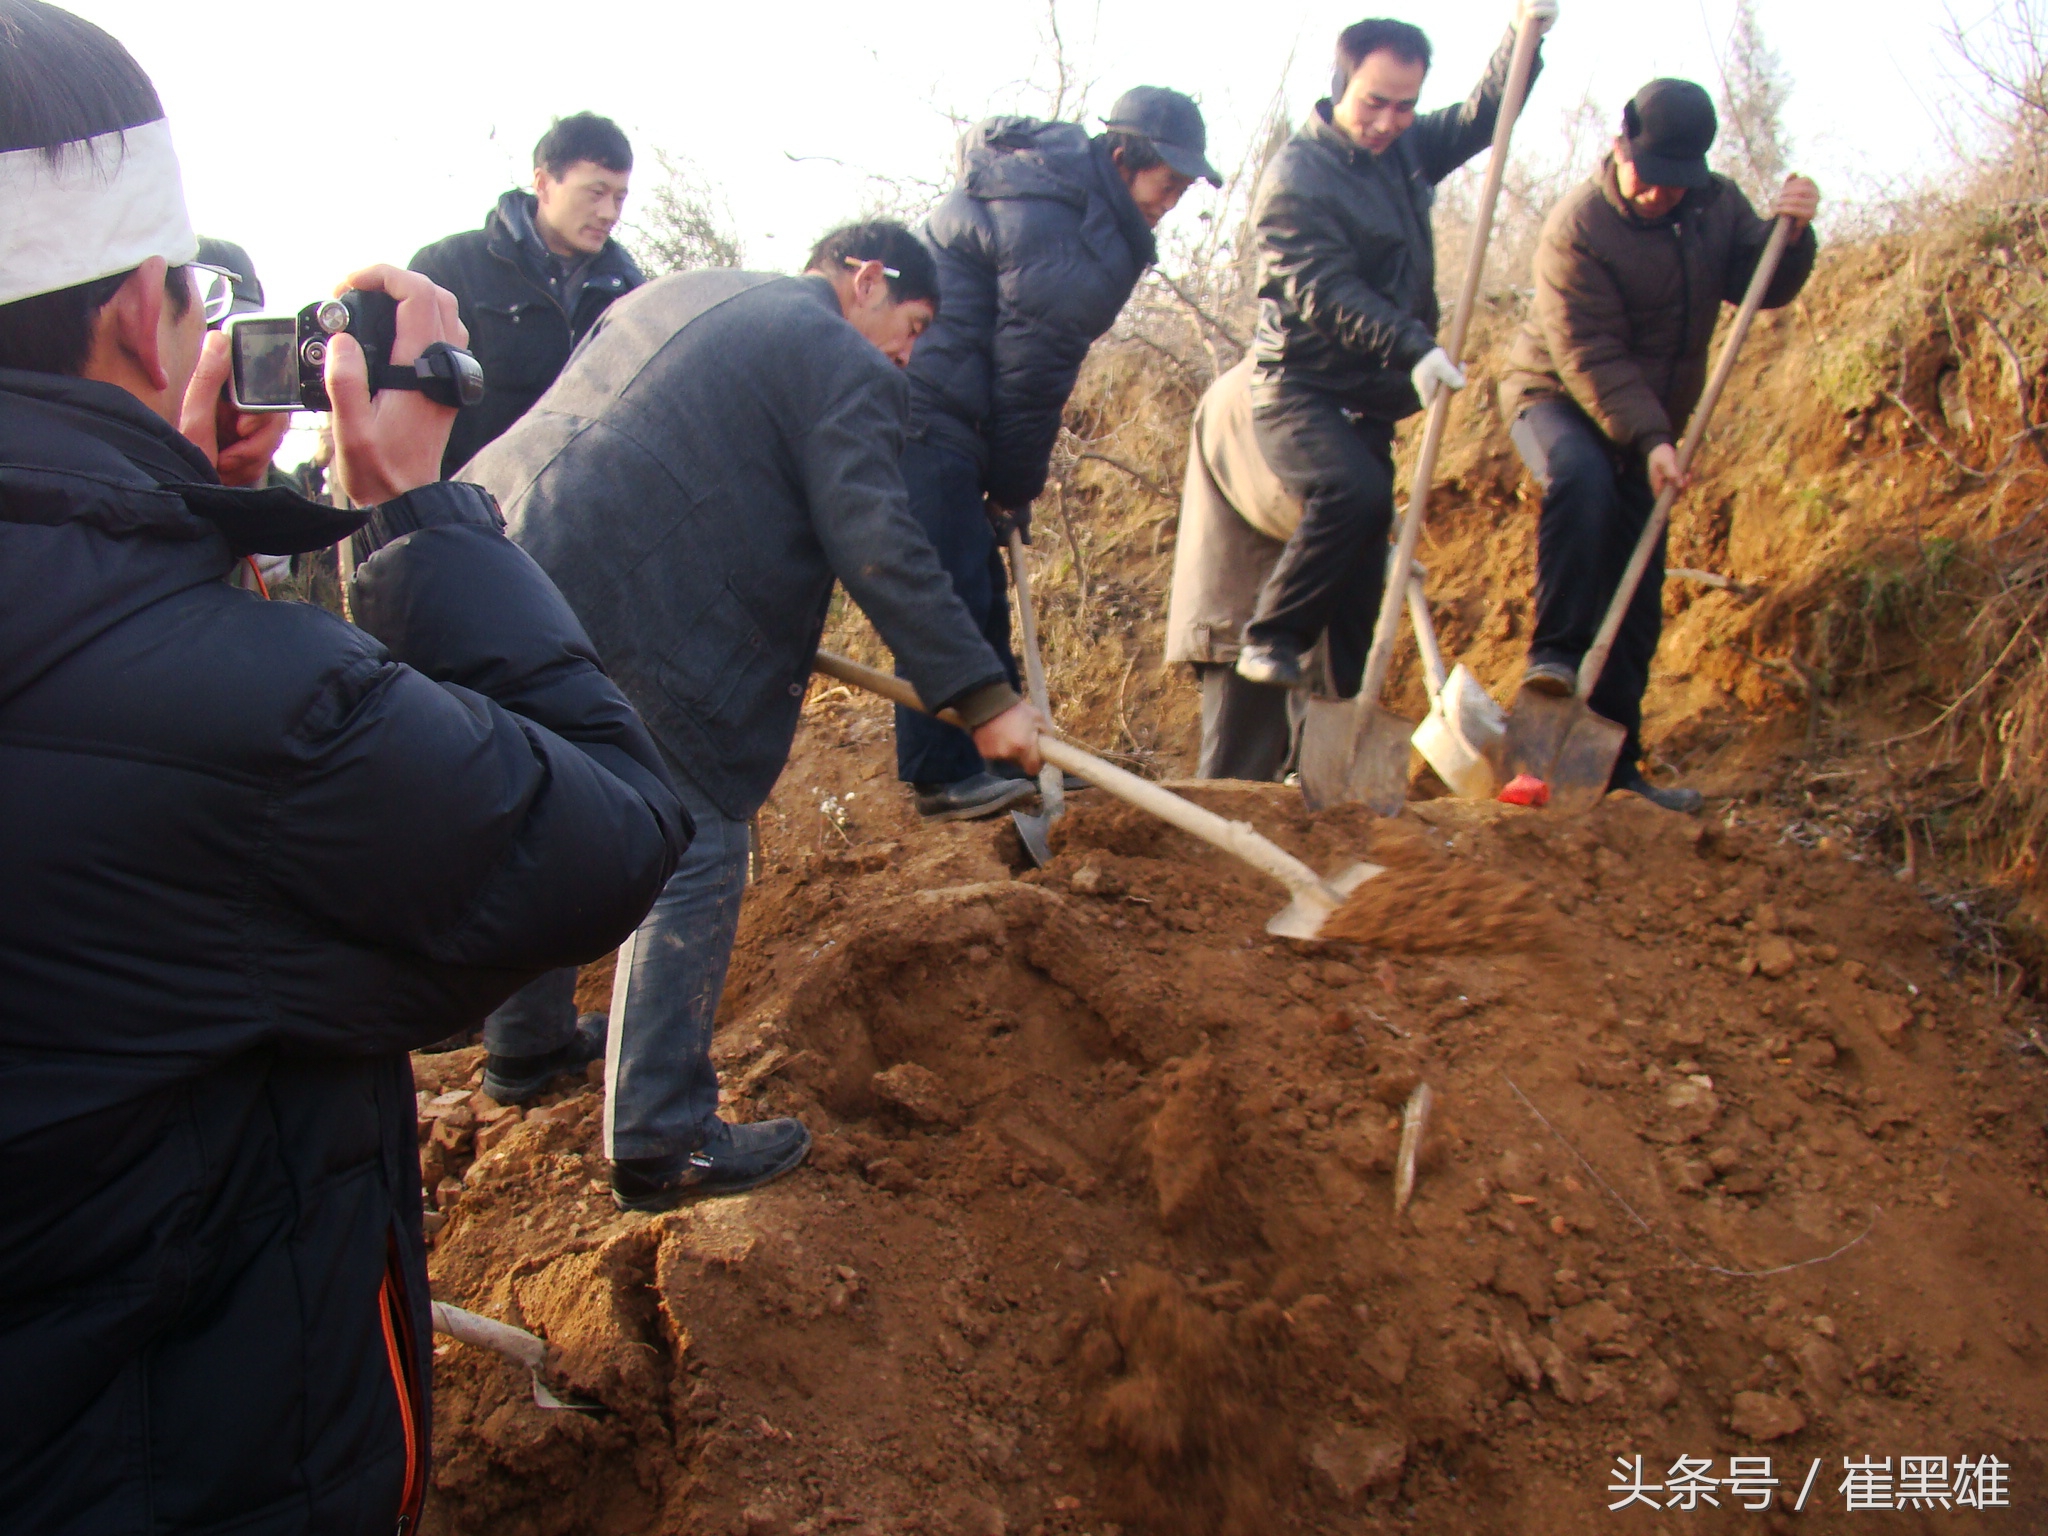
[1497,773,1551,807]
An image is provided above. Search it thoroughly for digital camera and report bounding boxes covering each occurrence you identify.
[224,290,484,414]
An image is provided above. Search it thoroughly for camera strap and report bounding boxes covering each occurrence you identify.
[367,342,486,410]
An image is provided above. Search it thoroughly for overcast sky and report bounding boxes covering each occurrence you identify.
[69,0,1974,312]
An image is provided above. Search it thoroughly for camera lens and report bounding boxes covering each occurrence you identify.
[301,338,328,369]
[315,299,351,335]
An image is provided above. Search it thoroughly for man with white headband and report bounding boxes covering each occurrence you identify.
[0,4,688,1531]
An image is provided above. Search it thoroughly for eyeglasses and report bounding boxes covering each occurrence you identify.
[188,262,240,326]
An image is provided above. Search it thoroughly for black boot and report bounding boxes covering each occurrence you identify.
[913,771,1036,823]
[1613,767,1704,815]
[611,1118,813,1210]
[481,1012,607,1104]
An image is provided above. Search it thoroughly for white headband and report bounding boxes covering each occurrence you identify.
[0,118,198,308]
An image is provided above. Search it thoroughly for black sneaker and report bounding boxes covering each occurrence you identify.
[611,1118,814,1210]
[913,771,1037,823]
[1521,659,1577,697]
[1613,768,1705,815]
[481,1012,608,1104]
[1234,640,1305,689]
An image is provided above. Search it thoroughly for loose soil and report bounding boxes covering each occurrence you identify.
[413,687,2048,1536]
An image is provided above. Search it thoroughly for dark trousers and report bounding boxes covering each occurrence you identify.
[480,772,746,1159]
[893,439,1020,785]
[1509,399,1665,778]
[1194,663,1301,781]
[1245,388,1397,698]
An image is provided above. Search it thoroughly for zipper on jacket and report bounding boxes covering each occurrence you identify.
[1674,222,1693,361]
[379,1235,428,1533]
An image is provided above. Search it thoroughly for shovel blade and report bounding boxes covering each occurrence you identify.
[1297,696,1356,813]
[1297,699,1416,816]
[1010,808,1054,868]
[1500,685,1577,786]
[1501,687,1627,817]
[1266,860,1385,941]
[1546,711,1628,817]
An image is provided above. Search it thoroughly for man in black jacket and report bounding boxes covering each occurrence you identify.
[1235,5,1552,693]
[0,7,686,1531]
[411,112,643,476]
[466,220,1046,1210]
[896,88,1218,820]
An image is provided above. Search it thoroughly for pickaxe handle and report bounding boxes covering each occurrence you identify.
[811,649,1353,919]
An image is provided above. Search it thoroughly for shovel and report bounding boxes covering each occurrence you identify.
[1501,215,1797,815]
[1005,527,1061,867]
[813,649,1381,939]
[431,1301,604,1412]
[1296,13,1545,816]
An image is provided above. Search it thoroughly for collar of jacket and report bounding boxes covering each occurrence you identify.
[796,271,844,319]
[1596,153,1722,228]
[483,189,638,293]
[0,369,366,555]
[1087,137,1159,268]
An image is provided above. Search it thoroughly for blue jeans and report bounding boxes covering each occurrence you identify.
[893,439,1019,785]
[481,772,748,1160]
[1508,399,1665,781]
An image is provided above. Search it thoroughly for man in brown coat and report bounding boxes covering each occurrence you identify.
[1500,78,1817,811]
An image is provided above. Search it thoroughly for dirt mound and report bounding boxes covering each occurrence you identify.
[413,701,2048,1536]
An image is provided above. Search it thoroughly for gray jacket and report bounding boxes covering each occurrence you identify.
[467,271,1019,819]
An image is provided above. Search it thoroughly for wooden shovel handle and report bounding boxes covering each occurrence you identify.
[1573,216,1797,698]
[811,650,1338,904]
[1352,15,1545,715]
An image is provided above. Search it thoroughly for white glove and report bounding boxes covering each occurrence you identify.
[1411,347,1467,408]
[1518,0,1559,34]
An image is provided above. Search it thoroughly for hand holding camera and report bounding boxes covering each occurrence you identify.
[324,266,475,507]
[215,264,482,507]
[176,331,292,488]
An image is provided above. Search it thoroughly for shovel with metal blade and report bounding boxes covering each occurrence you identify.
[1500,216,1798,816]
[814,649,1381,939]
[1296,13,1545,815]
[432,1301,605,1412]
[1004,526,1061,867]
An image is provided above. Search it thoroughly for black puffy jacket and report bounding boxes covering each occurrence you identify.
[410,190,644,478]
[1251,28,1536,421]
[905,118,1156,512]
[0,371,685,1534]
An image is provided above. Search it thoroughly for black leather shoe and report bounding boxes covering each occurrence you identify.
[611,1118,814,1210]
[914,771,1037,823]
[482,1012,607,1104]
[1613,768,1705,815]
[1521,659,1577,697]
[1235,640,1305,689]
[990,762,1090,793]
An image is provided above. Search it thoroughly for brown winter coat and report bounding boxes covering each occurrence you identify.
[1499,157,1815,451]
[1165,358,1301,666]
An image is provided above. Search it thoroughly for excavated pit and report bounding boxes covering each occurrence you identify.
[411,716,2048,1536]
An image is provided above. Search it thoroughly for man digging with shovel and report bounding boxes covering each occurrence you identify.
[1232,4,1554,696]
[1499,79,1818,813]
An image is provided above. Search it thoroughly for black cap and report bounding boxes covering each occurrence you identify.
[1621,79,1717,190]
[1103,86,1222,187]
[195,236,265,314]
